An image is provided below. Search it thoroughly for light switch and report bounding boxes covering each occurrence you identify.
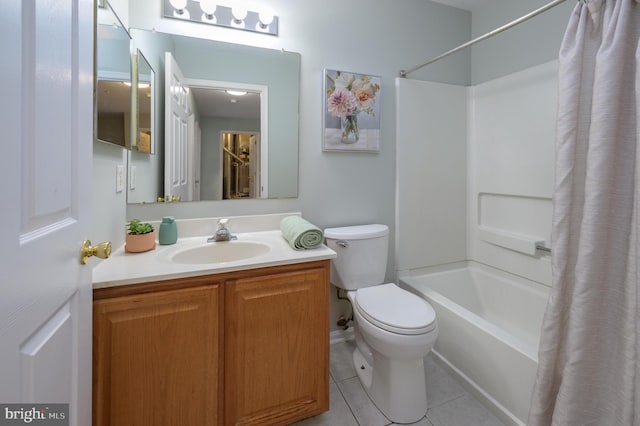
[130,166,137,190]
[116,165,124,193]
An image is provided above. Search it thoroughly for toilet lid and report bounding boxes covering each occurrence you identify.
[355,284,436,335]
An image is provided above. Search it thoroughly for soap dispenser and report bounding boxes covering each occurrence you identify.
[159,216,178,245]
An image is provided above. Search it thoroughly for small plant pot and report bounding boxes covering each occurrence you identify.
[125,231,156,253]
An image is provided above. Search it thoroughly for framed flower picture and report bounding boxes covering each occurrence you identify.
[323,69,381,152]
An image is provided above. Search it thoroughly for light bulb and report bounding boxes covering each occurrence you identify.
[231,2,248,24]
[169,0,190,18]
[200,0,217,20]
[258,8,274,26]
[169,0,188,13]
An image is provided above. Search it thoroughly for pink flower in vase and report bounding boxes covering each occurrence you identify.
[328,88,358,118]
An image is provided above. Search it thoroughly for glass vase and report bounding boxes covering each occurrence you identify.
[341,113,360,144]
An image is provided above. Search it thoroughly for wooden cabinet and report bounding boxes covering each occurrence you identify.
[93,261,329,426]
[93,280,222,426]
[225,266,329,425]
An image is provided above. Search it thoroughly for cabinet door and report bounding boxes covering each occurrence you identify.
[225,265,330,425]
[93,285,222,426]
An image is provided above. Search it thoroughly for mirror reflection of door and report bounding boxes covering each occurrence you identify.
[163,50,264,202]
[191,85,262,201]
[164,52,190,201]
[222,132,260,199]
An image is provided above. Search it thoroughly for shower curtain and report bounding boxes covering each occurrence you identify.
[529,1,640,425]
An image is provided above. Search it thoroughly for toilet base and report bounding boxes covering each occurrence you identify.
[353,345,428,424]
[353,345,372,389]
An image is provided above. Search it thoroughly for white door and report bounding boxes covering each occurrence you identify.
[0,1,94,425]
[249,134,260,198]
[165,52,189,201]
[193,121,202,201]
[187,113,197,202]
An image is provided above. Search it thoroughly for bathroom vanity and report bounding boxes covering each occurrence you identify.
[92,217,335,426]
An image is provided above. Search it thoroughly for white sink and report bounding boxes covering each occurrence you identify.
[169,241,271,264]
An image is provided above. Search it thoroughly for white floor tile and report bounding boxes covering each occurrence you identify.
[329,340,357,382]
[295,340,507,426]
[336,376,390,426]
[427,394,506,426]
[425,354,467,408]
[290,382,358,426]
[390,417,434,426]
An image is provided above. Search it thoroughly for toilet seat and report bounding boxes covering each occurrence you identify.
[355,284,436,335]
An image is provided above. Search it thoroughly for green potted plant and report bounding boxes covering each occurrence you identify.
[125,219,156,253]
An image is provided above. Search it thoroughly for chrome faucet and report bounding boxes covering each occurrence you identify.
[208,219,236,242]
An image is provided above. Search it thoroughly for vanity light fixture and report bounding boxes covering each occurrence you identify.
[162,0,279,36]
[226,90,247,96]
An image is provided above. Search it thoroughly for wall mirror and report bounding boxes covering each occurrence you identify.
[126,29,300,204]
[95,0,133,149]
[132,49,155,154]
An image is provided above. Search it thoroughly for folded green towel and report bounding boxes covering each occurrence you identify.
[280,216,324,250]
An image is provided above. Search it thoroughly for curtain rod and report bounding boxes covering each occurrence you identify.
[399,0,568,78]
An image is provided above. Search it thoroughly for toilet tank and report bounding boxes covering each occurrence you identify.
[324,224,389,290]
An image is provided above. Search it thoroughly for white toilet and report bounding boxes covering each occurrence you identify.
[324,224,438,424]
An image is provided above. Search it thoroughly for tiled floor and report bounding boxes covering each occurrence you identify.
[292,339,507,426]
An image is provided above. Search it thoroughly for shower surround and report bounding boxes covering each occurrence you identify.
[396,60,558,424]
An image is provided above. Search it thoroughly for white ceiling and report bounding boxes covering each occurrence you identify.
[190,87,260,120]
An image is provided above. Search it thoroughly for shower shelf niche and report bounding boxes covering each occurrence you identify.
[478,226,546,256]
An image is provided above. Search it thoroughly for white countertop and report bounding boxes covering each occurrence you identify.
[93,229,336,289]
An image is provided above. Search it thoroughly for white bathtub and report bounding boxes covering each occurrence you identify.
[399,262,549,425]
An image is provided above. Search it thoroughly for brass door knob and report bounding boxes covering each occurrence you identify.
[80,240,112,265]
